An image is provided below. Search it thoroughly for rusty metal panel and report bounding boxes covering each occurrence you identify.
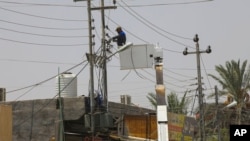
[147,115,157,139]
[0,105,12,141]
[124,115,146,138]
[123,113,196,140]
[124,115,157,140]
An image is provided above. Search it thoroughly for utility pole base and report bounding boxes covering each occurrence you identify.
[157,105,169,141]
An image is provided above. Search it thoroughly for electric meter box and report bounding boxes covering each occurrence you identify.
[119,44,158,70]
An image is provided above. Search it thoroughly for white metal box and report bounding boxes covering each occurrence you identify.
[119,44,155,70]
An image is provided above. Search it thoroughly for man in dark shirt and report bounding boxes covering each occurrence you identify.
[112,26,126,47]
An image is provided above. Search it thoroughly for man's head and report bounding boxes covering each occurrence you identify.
[116,26,122,33]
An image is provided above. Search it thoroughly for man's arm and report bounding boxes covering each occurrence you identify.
[112,35,119,42]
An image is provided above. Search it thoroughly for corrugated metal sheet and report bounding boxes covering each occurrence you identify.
[123,113,197,141]
[124,115,157,140]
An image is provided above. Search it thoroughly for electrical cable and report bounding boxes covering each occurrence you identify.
[7,60,87,94]
[120,0,192,41]
[0,37,88,47]
[201,56,213,94]
[13,61,89,128]
[190,88,198,116]
[0,58,77,65]
[11,87,37,116]
[13,94,55,128]
[129,46,151,80]
[0,0,213,8]
[162,48,183,54]
[121,70,131,81]
[163,70,196,83]
[0,0,86,7]
[109,85,154,94]
[110,50,196,92]
[104,15,149,43]
[109,64,196,86]
[13,86,36,101]
[120,1,214,101]
[120,0,214,7]
[163,67,196,79]
[0,6,87,22]
[142,69,185,88]
[118,2,194,49]
[0,27,88,38]
[0,19,87,30]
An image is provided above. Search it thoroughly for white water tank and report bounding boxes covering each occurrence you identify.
[56,72,77,97]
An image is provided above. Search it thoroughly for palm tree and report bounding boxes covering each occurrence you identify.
[147,92,157,110]
[147,91,190,114]
[167,91,190,114]
[209,59,250,125]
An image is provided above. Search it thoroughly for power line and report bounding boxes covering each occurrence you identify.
[141,69,186,88]
[118,2,194,48]
[104,16,149,43]
[13,95,58,128]
[13,86,37,101]
[0,19,87,30]
[163,67,196,79]
[11,61,89,129]
[120,0,193,41]
[0,0,86,7]
[0,37,88,47]
[162,48,183,54]
[119,0,213,7]
[201,56,214,94]
[6,60,87,94]
[108,57,198,86]
[0,27,88,38]
[0,58,77,65]
[0,0,213,8]
[0,6,87,21]
[183,34,211,141]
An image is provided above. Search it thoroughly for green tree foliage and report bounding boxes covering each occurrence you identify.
[209,59,250,125]
[146,92,157,110]
[167,91,190,114]
[146,91,191,114]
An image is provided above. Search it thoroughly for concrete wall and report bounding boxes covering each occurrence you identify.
[0,97,154,141]
[1,97,85,141]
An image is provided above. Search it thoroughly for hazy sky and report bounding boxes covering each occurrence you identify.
[1,0,249,110]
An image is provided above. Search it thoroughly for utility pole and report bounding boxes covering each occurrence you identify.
[74,0,95,139]
[101,0,108,112]
[91,1,117,112]
[87,0,95,139]
[183,34,211,141]
[154,45,169,141]
[74,1,116,140]
[215,85,221,141]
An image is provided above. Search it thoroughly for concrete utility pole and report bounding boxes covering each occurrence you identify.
[215,86,221,141]
[87,0,95,139]
[183,34,211,141]
[74,0,95,139]
[74,1,116,140]
[154,46,169,141]
[91,0,116,112]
